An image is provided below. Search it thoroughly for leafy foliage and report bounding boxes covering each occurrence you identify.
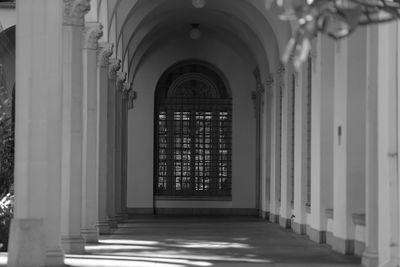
[0,193,13,251]
[0,64,14,252]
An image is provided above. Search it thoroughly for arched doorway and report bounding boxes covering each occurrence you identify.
[154,61,232,198]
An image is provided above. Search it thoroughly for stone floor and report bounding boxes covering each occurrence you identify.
[0,216,363,267]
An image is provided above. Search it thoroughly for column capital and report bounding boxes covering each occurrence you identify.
[266,73,274,87]
[277,63,286,74]
[108,59,121,80]
[84,22,103,50]
[116,72,127,92]
[122,82,132,100]
[97,43,113,67]
[266,73,274,96]
[127,89,137,110]
[253,67,261,85]
[63,0,90,26]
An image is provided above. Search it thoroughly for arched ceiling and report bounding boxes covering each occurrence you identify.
[98,0,291,81]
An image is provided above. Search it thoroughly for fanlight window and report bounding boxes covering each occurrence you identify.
[154,62,232,197]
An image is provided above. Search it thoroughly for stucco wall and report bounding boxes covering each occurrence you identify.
[126,36,257,210]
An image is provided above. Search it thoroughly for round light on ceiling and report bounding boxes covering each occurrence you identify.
[189,24,202,40]
[192,0,206,8]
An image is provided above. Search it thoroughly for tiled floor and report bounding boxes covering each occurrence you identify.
[0,216,363,266]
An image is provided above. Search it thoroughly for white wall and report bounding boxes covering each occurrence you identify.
[127,36,257,210]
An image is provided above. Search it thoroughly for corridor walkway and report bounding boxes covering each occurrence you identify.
[68,216,361,267]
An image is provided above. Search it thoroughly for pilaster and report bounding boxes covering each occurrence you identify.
[292,63,308,235]
[269,63,284,222]
[81,21,103,244]
[60,0,90,254]
[279,61,295,228]
[96,43,113,235]
[260,74,274,216]
[252,68,264,212]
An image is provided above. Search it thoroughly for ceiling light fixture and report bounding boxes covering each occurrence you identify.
[192,0,206,9]
[189,24,202,40]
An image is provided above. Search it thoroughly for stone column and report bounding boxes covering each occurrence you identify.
[81,22,103,243]
[269,63,284,223]
[96,43,113,234]
[361,24,379,267]
[309,34,334,244]
[252,68,264,213]
[332,28,367,255]
[120,81,133,217]
[292,66,308,235]
[107,58,121,228]
[60,0,90,254]
[114,71,127,221]
[7,1,65,266]
[260,74,274,218]
[376,20,399,267]
[279,62,294,228]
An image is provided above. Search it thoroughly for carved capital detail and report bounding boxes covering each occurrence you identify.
[266,73,274,87]
[97,43,114,66]
[122,82,132,100]
[108,59,121,80]
[266,73,274,97]
[277,62,286,74]
[253,67,261,85]
[127,89,137,110]
[63,0,90,26]
[84,22,103,49]
[116,72,127,92]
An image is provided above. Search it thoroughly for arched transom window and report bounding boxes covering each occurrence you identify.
[154,61,232,197]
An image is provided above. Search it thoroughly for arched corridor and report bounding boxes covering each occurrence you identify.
[1,0,400,266]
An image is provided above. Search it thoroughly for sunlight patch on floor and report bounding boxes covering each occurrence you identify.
[164,239,252,249]
[65,254,212,267]
[85,244,160,251]
[99,239,160,246]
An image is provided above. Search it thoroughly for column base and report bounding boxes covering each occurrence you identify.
[292,222,307,235]
[108,217,118,229]
[7,218,46,267]
[115,213,128,223]
[97,220,111,235]
[61,235,85,254]
[279,216,291,229]
[362,248,379,267]
[81,227,98,243]
[45,246,65,267]
[331,235,354,255]
[269,213,279,224]
[259,210,270,220]
[307,226,326,244]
